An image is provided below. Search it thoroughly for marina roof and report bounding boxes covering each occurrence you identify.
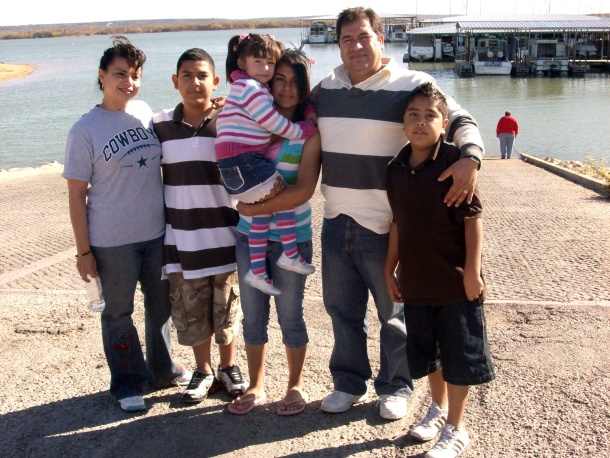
[423,14,607,23]
[408,15,610,34]
[456,19,610,33]
[408,24,458,35]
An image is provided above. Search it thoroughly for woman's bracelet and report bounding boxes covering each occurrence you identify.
[75,250,92,258]
[260,199,266,208]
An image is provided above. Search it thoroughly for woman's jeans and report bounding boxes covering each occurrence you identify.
[321,215,412,398]
[236,233,310,348]
[92,236,181,400]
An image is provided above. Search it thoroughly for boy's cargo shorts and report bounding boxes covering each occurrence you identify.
[168,271,241,347]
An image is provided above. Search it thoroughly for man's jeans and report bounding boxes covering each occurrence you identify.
[92,236,181,400]
[321,215,412,397]
[499,133,515,159]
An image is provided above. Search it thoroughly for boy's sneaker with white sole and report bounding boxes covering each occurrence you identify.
[411,402,448,441]
[182,370,215,403]
[216,365,249,397]
[425,423,470,458]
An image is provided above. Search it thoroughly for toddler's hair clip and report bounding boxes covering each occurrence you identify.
[238,33,251,44]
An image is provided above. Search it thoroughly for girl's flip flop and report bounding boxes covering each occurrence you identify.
[227,393,267,415]
[276,393,308,416]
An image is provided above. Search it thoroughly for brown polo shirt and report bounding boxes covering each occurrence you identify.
[386,140,484,306]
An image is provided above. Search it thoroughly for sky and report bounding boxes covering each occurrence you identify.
[1,0,608,27]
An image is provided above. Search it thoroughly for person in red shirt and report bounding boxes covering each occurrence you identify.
[496,111,519,159]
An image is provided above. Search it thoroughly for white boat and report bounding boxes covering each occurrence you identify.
[574,43,598,59]
[472,38,512,75]
[308,22,329,44]
[409,35,434,61]
[385,24,408,42]
[442,42,454,58]
[528,39,569,76]
[328,25,337,43]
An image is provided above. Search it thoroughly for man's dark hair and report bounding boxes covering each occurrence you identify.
[405,82,449,119]
[176,48,215,75]
[336,7,383,41]
[505,111,511,116]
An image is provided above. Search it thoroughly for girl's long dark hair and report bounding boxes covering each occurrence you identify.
[271,49,312,122]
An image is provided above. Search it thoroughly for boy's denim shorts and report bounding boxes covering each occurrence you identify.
[217,153,281,203]
[404,299,496,386]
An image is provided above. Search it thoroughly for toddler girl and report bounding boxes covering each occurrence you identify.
[215,33,317,296]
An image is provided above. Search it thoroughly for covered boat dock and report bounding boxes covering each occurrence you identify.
[406,15,610,77]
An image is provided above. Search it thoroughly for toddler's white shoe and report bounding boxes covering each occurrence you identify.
[244,270,281,296]
[276,252,315,275]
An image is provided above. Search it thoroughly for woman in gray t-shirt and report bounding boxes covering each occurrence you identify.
[63,36,186,412]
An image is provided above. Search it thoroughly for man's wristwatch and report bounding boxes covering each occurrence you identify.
[466,155,481,169]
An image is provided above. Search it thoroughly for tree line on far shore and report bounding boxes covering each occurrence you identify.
[0,19,303,40]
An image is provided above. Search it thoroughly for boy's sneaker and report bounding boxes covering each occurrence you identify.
[276,252,315,275]
[244,270,281,296]
[119,395,146,412]
[411,402,448,441]
[425,423,470,458]
[182,370,215,403]
[216,365,249,397]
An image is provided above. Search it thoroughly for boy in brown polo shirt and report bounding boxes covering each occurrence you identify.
[385,82,495,458]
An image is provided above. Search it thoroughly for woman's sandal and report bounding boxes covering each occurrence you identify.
[276,393,308,416]
[227,393,267,415]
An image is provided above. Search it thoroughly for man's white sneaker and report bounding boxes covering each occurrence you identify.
[425,423,470,458]
[276,252,315,275]
[411,402,448,441]
[320,390,368,413]
[119,395,146,412]
[378,394,408,420]
[244,270,281,296]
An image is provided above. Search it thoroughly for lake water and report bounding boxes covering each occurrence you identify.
[1,28,609,169]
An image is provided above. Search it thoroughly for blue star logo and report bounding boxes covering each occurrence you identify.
[135,154,150,170]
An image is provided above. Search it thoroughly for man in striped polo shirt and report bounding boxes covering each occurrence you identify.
[314,7,485,421]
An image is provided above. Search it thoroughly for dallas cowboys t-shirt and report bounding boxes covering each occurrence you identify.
[63,100,165,247]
